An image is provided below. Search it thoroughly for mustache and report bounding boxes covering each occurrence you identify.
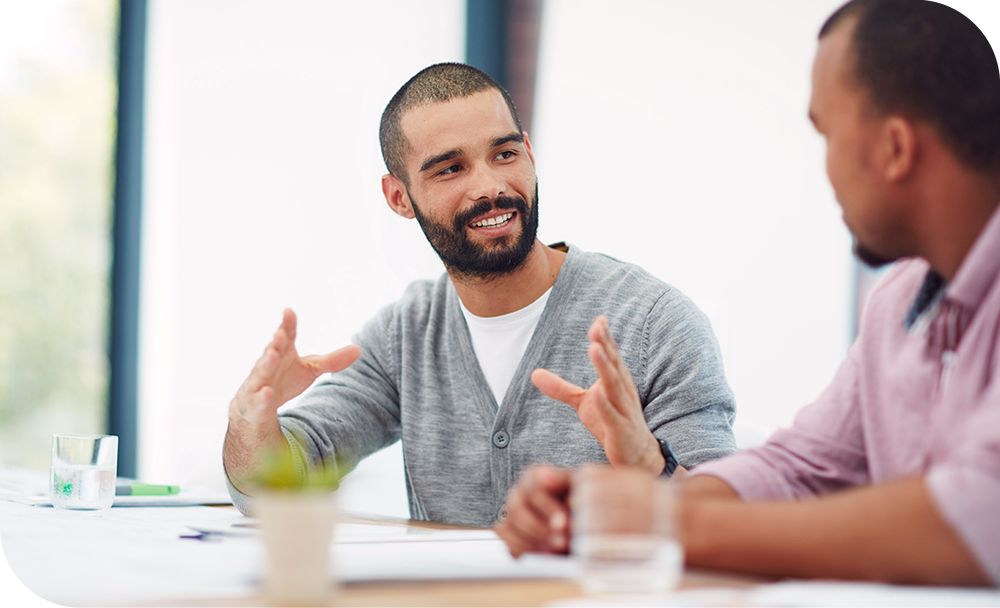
[453,196,529,230]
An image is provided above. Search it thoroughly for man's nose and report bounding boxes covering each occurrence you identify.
[467,163,505,202]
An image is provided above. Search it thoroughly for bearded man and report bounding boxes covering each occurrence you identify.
[222,63,737,526]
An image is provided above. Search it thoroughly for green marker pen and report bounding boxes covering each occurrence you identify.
[115,482,180,496]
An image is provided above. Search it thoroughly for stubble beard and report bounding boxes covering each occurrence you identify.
[409,184,540,281]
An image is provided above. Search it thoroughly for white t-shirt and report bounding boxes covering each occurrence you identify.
[459,288,553,405]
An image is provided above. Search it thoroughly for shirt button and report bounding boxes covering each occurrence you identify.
[492,430,510,449]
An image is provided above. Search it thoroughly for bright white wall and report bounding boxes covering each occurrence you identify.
[534,0,852,441]
[140,1,1000,517]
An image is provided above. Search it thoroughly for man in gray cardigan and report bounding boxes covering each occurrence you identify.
[223,63,737,526]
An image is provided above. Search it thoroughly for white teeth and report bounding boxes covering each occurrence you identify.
[472,212,513,228]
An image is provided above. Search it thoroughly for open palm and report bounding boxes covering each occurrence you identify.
[232,308,361,424]
[531,316,663,472]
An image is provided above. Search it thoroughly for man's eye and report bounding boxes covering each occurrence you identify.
[497,150,516,161]
[439,164,461,176]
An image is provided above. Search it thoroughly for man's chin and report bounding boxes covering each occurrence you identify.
[468,241,524,264]
[469,232,519,248]
[853,241,896,269]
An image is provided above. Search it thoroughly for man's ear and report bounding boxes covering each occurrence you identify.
[882,116,918,183]
[522,131,536,166]
[382,173,415,219]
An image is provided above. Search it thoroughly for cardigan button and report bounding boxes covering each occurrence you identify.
[492,430,510,449]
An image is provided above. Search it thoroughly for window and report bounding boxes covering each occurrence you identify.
[0,0,117,469]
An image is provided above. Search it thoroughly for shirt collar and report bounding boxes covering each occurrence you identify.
[945,204,1000,312]
[905,269,946,331]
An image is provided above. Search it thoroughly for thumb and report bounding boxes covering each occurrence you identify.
[539,466,573,493]
[531,368,585,410]
[304,344,362,374]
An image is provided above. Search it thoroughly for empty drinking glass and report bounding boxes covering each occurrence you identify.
[572,467,682,595]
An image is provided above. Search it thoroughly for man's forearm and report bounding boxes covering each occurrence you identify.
[676,472,741,500]
[682,476,989,585]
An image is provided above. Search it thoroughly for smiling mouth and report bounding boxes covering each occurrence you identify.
[469,212,515,229]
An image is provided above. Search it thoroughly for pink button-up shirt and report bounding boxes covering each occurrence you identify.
[694,206,1000,584]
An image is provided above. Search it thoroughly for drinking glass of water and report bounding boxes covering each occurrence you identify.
[571,466,682,596]
[50,434,118,511]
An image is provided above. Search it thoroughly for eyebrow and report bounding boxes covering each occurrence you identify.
[491,132,524,148]
[419,149,461,173]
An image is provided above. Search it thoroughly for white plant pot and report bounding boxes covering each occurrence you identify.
[255,491,337,605]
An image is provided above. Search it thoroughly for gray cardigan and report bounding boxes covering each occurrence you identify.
[227,245,737,525]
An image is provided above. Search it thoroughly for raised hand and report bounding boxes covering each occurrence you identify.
[223,309,361,490]
[531,316,665,474]
[230,308,361,425]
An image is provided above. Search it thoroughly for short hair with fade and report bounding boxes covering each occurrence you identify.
[820,0,1000,171]
[379,63,524,183]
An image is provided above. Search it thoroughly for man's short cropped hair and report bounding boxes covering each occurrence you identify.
[379,63,524,184]
[820,0,1000,171]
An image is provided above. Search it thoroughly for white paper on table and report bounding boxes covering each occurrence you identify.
[747,581,1000,607]
[335,537,576,582]
[337,523,497,543]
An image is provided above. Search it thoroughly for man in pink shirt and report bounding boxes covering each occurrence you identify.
[496,0,1000,586]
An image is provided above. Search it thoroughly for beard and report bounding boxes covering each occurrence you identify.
[409,184,539,280]
[853,238,897,269]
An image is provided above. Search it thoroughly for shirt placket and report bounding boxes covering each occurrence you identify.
[933,300,970,396]
[920,299,970,470]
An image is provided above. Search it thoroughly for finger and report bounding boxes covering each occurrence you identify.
[272,325,289,354]
[502,487,553,552]
[281,308,298,343]
[303,344,362,374]
[595,317,638,394]
[239,313,297,405]
[271,327,302,382]
[587,315,605,344]
[246,346,281,393]
[529,466,573,530]
[262,311,295,364]
[534,467,573,551]
[534,465,574,499]
[524,482,571,552]
[531,369,585,410]
[588,342,633,417]
[500,467,573,556]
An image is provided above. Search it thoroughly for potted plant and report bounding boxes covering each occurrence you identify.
[242,439,342,605]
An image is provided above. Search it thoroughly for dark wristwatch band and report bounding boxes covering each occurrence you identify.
[658,438,679,478]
